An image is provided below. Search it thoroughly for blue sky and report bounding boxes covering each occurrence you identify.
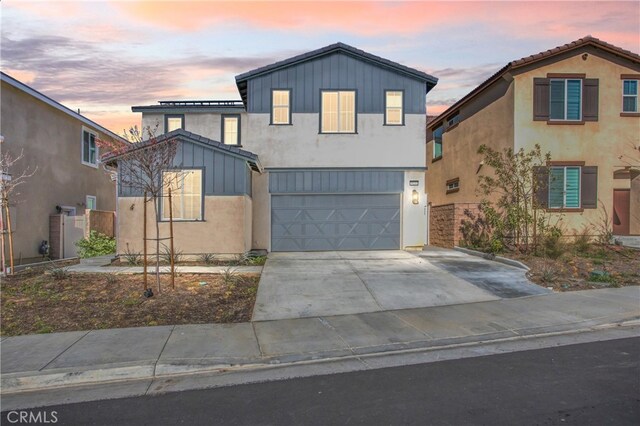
[2,1,638,134]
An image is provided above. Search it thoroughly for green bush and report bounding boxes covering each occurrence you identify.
[539,226,565,260]
[75,231,116,258]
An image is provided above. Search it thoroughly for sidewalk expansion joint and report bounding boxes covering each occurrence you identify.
[38,330,91,372]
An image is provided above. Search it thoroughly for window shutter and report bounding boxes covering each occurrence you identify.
[533,166,549,208]
[583,79,599,121]
[581,166,598,209]
[533,78,550,121]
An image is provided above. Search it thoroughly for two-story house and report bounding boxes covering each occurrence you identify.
[115,43,438,256]
[425,36,640,247]
[0,72,125,264]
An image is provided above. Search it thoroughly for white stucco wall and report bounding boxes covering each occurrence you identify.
[402,170,428,248]
[141,112,249,143]
[243,113,426,168]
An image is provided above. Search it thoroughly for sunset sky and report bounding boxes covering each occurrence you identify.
[2,1,639,136]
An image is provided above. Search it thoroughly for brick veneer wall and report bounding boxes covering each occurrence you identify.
[429,203,481,248]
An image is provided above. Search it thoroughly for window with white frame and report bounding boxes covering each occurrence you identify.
[272,90,291,124]
[321,91,355,133]
[385,91,403,125]
[549,166,581,209]
[222,115,240,145]
[86,195,96,210]
[549,79,582,121]
[162,169,203,221]
[622,79,638,112]
[82,129,98,166]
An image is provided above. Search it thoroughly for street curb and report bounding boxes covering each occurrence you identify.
[454,247,530,271]
[3,317,637,394]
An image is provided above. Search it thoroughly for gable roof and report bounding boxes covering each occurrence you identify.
[1,71,126,142]
[235,42,438,105]
[427,35,640,129]
[103,129,262,172]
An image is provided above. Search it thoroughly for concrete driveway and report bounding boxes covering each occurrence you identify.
[252,249,549,321]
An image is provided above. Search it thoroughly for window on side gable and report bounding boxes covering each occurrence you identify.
[272,89,291,125]
[82,128,98,167]
[385,91,403,125]
[432,125,443,160]
[222,115,241,145]
[549,79,582,121]
[165,115,184,133]
[321,90,355,133]
[622,79,638,113]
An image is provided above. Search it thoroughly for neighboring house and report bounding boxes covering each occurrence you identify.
[425,36,640,247]
[0,72,124,262]
[118,43,438,255]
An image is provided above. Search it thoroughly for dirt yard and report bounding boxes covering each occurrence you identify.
[1,271,259,336]
[508,245,640,292]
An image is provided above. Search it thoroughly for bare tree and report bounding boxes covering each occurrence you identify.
[0,136,37,275]
[99,125,184,293]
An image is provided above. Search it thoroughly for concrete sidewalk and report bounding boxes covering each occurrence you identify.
[2,286,638,395]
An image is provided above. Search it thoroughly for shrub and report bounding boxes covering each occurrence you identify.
[459,203,504,254]
[573,226,592,254]
[248,255,267,266]
[539,262,558,283]
[105,273,118,285]
[222,266,237,285]
[75,231,116,258]
[49,265,70,280]
[540,226,565,260]
[160,244,183,264]
[198,253,216,264]
[122,243,142,265]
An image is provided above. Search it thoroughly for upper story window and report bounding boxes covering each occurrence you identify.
[550,79,582,121]
[622,79,638,112]
[447,113,460,127]
[222,115,241,145]
[321,90,355,133]
[272,90,291,125]
[432,125,443,159]
[82,128,98,167]
[385,91,403,125]
[165,114,184,133]
[162,169,203,221]
[549,166,581,209]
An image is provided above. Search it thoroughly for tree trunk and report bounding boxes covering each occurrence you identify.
[152,196,161,293]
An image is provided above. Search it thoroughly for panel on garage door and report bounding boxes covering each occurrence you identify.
[271,194,401,251]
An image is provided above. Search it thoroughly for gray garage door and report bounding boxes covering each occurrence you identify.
[271,194,401,251]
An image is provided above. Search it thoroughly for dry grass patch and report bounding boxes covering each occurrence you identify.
[1,270,259,336]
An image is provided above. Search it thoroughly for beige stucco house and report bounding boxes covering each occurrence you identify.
[114,43,438,256]
[0,72,124,263]
[425,36,640,247]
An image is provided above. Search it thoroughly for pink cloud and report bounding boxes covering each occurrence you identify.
[112,1,639,51]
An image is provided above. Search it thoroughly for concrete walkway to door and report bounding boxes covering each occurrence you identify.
[252,249,548,321]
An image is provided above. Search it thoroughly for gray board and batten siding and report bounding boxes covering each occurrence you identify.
[269,170,404,251]
[118,139,253,197]
[269,169,404,194]
[246,52,428,115]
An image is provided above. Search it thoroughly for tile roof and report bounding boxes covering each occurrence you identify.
[427,36,640,129]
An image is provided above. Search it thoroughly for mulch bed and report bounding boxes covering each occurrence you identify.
[1,271,259,336]
[507,245,640,292]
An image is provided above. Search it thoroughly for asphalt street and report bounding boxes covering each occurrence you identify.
[3,337,638,426]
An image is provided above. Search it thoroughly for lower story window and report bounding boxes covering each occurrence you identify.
[446,178,459,194]
[86,195,96,210]
[162,169,203,220]
[549,166,580,208]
